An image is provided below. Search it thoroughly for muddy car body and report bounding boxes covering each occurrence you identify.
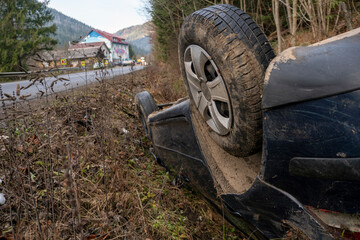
[136,5,360,239]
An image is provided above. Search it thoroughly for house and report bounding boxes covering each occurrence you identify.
[80,29,129,65]
[34,42,111,68]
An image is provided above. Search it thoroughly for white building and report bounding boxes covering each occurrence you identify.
[81,29,129,65]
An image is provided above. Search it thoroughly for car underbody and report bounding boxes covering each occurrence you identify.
[136,6,360,239]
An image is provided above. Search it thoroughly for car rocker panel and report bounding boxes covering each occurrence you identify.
[148,100,218,200]
[147,101,264,238]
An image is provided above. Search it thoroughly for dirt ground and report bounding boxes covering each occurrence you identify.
[0,66,244,239]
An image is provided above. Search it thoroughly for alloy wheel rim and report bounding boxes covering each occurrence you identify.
[184,45,232,135]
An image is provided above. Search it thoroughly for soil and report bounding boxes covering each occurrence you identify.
[191,106,262,194]
[264,47,297,85]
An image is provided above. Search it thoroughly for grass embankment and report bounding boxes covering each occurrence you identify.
[0,66,241,239]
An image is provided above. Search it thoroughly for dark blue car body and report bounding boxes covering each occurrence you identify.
[141,29,360,239]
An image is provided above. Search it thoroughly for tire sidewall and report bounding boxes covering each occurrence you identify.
[179,12,264,157]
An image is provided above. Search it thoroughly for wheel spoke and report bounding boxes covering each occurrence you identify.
[184,61,201,90]
[209,101,230,133]
[184,45,231,135]
[208,76,229,103]
[190,46,208,81]
[197,93,210,119]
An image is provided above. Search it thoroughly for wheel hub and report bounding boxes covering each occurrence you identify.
[183,45,232,135]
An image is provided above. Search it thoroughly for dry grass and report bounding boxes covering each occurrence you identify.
[272,16,360,53]
[0,67,241,239]
[139,63,186,103]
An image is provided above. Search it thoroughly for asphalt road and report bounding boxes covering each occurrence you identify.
[0,65,144,101]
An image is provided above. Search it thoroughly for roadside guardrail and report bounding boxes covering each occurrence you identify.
[0,67,83,78]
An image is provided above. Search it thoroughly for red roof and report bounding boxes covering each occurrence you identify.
[69,42,105,49]
[92,29,128,45]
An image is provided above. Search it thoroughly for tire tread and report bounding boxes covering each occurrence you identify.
[180,4,275,156]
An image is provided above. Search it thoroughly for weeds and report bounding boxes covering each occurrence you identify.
[0,66,240,239]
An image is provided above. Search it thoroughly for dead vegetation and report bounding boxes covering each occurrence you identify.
[0,66,240,239]
[141,63,186,103]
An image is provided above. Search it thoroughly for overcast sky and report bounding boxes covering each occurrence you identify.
[48,0,149,33]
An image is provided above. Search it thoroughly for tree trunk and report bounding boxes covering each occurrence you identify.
[192,0,197,11]
[285,0,296,46]
[326,0,331,34]
[318,0,326,38]
[340,1,353,30]
[273,0,282,53]
[286,0,293,33]
[291,0,298,46]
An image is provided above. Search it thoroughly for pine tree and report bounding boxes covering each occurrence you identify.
[129,44,136,59]
[0,0,57,72]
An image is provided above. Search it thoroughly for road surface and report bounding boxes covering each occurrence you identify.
[0,65,144,101]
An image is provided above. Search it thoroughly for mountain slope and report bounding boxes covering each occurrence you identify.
[50,8,92,46]
[114,22,153,56]
[48,8,152,56]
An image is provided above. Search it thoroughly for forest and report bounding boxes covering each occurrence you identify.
[50,8,92,47]
[147,0,360,63]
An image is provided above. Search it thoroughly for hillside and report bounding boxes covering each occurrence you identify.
[49,8,152,56]
[50,8,92,47]
[115,22,153,56]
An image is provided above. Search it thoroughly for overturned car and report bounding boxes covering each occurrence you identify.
[136,4,360,239]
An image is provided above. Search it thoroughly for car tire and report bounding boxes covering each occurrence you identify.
[179,4,275,157]
[135,91,158,136]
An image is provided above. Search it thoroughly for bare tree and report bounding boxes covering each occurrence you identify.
[285,0,298,46]
[340,1,353,30]
[298,0,336,40]
[239,0,246,12]
[272,0,282,53]
[292,0,298,46]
